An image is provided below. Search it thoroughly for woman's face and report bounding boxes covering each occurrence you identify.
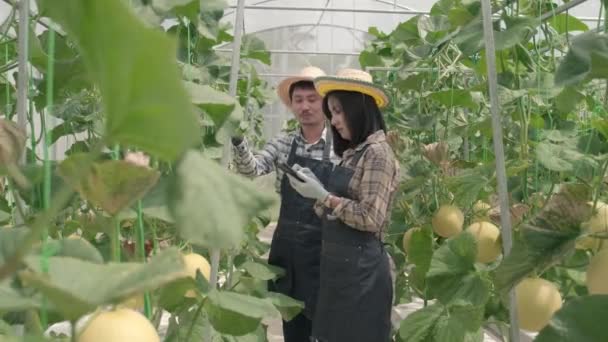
[328,95,352,141]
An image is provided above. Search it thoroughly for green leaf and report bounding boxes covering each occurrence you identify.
[37,0,200,161]
[555,32,608,86]
[241,35,271,65]
[448,7,474,27]
[495,184,592,292]
[184,82,241,129]
[57,157,160,215]
[409,227,434,275]
[265,292,304,322]
[426,233,491,305]
[399,303,444,341]
[427,89,479,111]
[549,14,588,34]
[0,228,28,265]
[427,232,476,278]
[169,151,276,250]
[204,289,280,336]
[444,165,492,208]
[20,247,188,320]
[390,16,421,46]
[591,118,608,141]
[555,87,585,114]
[241,260,284,281]
[495,17,540,51]
[434,304,485,341]
[535,295,608,342]
[41,237,104,264]
[536,142,574,172]
[429,272,491,307]
[0,281,39,311]
[359,50,385,68]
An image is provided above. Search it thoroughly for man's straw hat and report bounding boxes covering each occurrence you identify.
[277,66,326,106]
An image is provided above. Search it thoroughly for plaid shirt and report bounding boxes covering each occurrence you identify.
[315,130,400,239]
[232,126,339,193]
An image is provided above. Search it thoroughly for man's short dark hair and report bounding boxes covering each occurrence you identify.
[322,90,387,157]
[288,80,316,101]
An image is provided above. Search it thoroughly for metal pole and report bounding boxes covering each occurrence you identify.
[539,0,588,22]
[228,5,428,15]
[215,47,361,56]
[208,0,245,303]
[479,1,520,341]
[16,0,28,139]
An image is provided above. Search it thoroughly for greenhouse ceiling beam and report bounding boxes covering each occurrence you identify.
[539,0,588,22]
[215,48,360,56]
[227,5,428,15]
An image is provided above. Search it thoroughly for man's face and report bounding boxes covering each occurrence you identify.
[290,86,324,127]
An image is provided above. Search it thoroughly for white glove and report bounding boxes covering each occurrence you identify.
[292,164,321,183]
[286,166,329,201]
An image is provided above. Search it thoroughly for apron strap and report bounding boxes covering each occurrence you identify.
[322,122,332,162]
[348,143,370,168]
[286,135,299,165]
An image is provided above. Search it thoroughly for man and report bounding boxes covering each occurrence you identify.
[231,66,338,342]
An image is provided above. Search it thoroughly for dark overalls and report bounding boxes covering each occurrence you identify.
[312,145,393,342]
[268,134,334,342]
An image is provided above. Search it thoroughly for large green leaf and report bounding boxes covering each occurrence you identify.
[241,260,284,281]
[399,303,444,341]
[169,151,275,249]
[495,184,592,292]
[204,289,280,336]
[494,17,540,51]
[58,156,160,215]
[184,82,240,128]
[0,281,39,311]
[534,295,608,342]
[426,232,491,305]
[433,303,484,342]
[265,292,304,322]
[37,238,104,264]
[554,87,585,114]
[555,32,608,86]
[20,247,187,320]
[549,14,588,34]
[37,0,200,161]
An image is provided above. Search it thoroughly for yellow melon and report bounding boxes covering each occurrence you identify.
[515,278,562,332]
[432,205,464,238]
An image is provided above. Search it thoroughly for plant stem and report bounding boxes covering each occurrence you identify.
[186,300,206,341]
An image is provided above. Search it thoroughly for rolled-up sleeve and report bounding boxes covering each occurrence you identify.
[331,145,398,233]
[232,136,284,177]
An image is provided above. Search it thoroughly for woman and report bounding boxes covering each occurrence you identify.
[286,68,400,342]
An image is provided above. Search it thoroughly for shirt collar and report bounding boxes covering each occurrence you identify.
[297,123,329,145]
[343,130,386,157]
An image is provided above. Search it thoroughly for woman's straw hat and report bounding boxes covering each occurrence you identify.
[314,68,389,108]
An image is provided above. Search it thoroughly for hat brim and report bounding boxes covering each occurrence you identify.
[314,77,389,108]
[277,76,315,106]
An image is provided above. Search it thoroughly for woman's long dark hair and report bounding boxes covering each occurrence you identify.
[322,90,387,157]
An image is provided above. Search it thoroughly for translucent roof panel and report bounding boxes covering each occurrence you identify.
[223,0,429,36]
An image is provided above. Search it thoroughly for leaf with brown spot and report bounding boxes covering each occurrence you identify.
[58,155,160,215]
